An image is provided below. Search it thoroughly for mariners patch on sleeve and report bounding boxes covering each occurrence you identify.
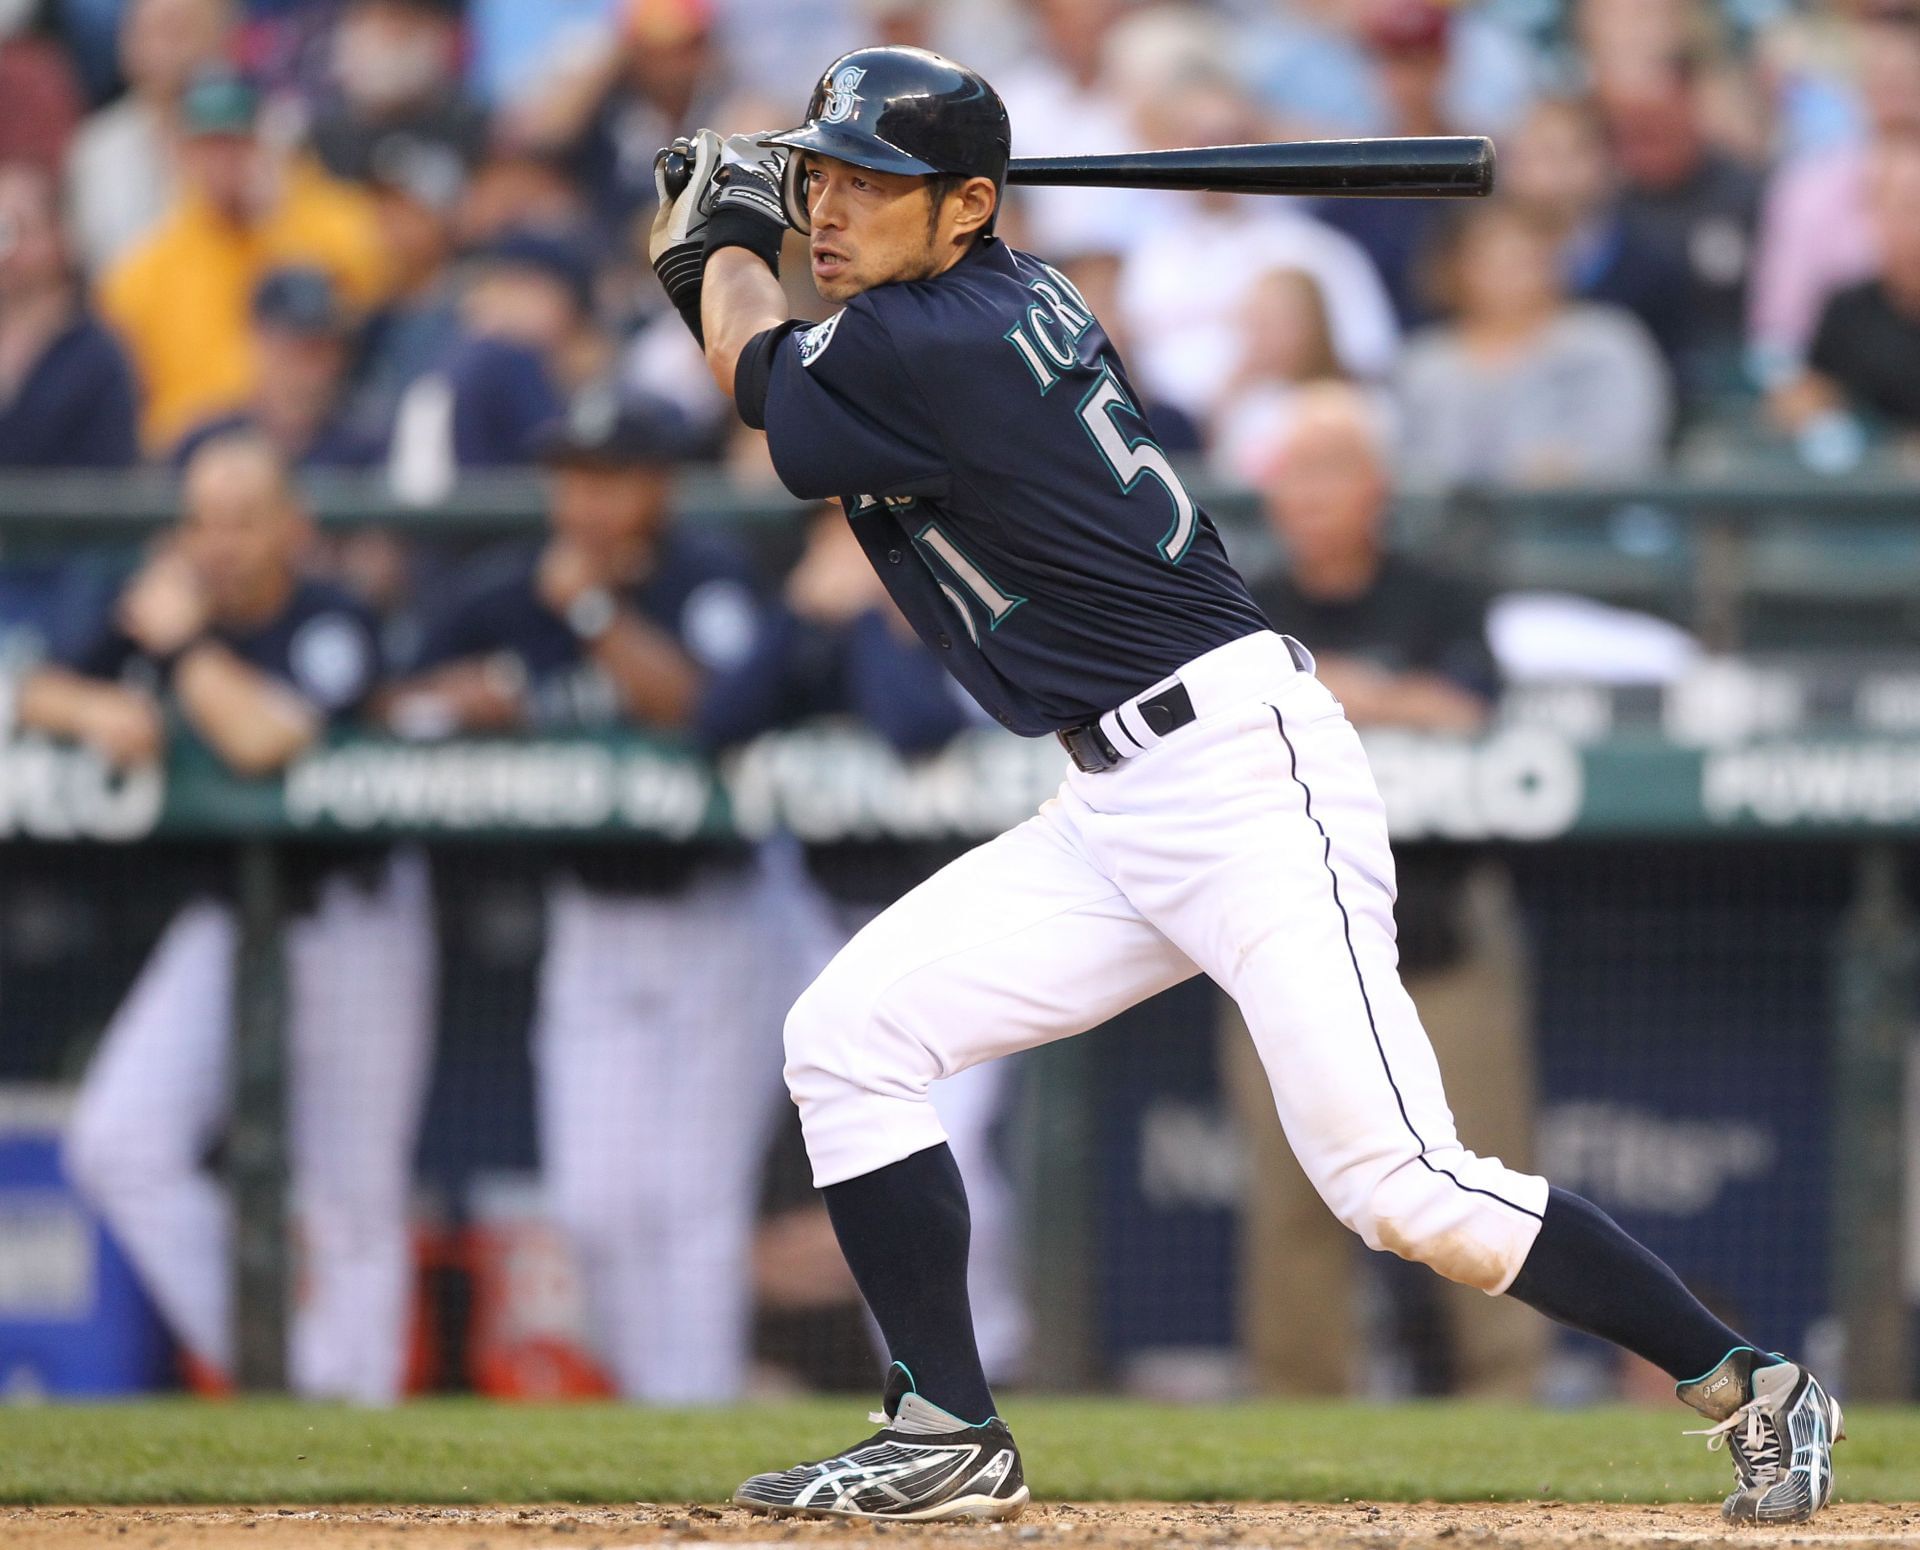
[797,311,844,368]
[288,613,373,711]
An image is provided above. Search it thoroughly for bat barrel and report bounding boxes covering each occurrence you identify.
[1005,136,1495,199]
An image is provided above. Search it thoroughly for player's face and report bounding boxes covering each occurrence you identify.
[183,132,264,224]
[178,444,301,614]
[550,464,672,559]
[253,325,349,430]
[800,156,950,300]
[1262,418,1388,566]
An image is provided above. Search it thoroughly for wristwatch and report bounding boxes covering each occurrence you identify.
[565,587,618,641]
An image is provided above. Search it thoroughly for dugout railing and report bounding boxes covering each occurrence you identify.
[0,471,1914,1402]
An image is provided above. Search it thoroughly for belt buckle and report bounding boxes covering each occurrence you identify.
[1057,723,1121,774]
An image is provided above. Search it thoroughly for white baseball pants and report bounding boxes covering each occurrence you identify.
[785,632,1549,1295]
[533,861,787,1403]
[64,851,436,1401]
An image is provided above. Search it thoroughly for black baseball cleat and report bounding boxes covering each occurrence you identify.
[1679,1347,1845,1523]
[733,1365,1028,1521]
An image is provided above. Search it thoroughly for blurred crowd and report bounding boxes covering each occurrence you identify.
[0,0,1918,505]
[12,0,1883,1408]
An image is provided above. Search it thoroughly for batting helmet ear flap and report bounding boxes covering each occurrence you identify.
[782,151,812,235]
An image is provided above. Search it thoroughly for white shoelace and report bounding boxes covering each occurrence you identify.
[1687,1403,1780,1480]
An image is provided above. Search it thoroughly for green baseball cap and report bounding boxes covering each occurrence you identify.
[181,70,260,138]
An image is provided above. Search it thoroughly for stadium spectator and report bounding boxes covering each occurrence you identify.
[24,431,434,1402]
[510,0,728,252]
[1750,3,1920,375]
[1117,73,1398,423]
[173,266,382,469]
[308,0,487,184]
[1053,250,1199,455]
[1248,0,1538,142]
[1395,202,1671,488]
[1226,383,1542,1398]
[1210,265,1377,485]
[454,140,594,251]
[993,0,1144,262]
[382,387,778,1402]
[99,68,390,452]
[0,0,84,175]
[386,227,608,500]
[64,0,236,275]
[1501,96,1692,374]
[851,0,938,55]
[1774,131,1920,444]
[0,160,140,469]
[349,129,467,434]
[1596,53,1764,394]
[1313,0,1468,326]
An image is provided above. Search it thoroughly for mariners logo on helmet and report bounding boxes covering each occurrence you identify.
[760,47,1012,235]
[821,64,866,126]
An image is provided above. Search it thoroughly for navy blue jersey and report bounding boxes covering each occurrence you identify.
[409,527,762,730]
[61,577,380,721]
[0,314,140,471]
[740,238,1271,735]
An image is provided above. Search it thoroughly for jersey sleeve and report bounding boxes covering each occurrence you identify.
[757,301,950,502]
[841,609,969,754]
[666,538,766,675]
[692,604,831,750]
[53,612,138,681]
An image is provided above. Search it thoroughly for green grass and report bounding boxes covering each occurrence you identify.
[0,1399,1915,1507]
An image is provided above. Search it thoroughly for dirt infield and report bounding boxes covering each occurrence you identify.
[7,1503,1920,1550]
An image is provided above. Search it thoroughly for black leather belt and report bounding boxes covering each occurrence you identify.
[1055,681,1197,774]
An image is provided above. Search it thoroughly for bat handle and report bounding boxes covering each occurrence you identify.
[657,145,693,202]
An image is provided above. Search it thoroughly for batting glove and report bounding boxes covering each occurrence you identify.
[649,129,722,343]
[704,134,789,277]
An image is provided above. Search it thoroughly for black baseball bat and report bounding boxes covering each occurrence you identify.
[1006,136,1494,199]
[656,134,1494,205]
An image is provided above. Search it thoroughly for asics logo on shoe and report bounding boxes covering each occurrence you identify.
[794,1444,976,1511]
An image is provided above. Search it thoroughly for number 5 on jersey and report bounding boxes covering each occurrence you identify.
[1077,364,1198,564]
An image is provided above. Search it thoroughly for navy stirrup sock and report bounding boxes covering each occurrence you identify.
[1505,1186,1754,1382]
[822,1142,997,1425]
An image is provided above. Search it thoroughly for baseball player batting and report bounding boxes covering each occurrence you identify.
[649,45,1844,1526]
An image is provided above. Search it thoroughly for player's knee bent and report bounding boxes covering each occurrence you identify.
[782,962,945,1121]
[1348,1162,1513,1293]
[781,963,877,1104]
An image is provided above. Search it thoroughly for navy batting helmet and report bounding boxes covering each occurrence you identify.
[760,46,1011,234]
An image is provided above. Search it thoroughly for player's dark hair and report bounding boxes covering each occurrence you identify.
[925,171,968,238]
[925,172,1000,255]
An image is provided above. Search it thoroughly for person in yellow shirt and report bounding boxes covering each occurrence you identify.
[100,70,392,454]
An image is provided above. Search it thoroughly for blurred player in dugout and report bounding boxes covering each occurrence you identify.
[381,385,787,1402]
[1225,383,1544,1398]
[19,432,435,1402]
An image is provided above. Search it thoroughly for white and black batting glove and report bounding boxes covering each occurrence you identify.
[704,134,789,277]
[649,128,723,343]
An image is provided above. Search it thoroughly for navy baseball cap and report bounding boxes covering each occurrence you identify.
[534,386,703,467]
[251,267,350,335]
[181,70,261,137]
[479,228,597,317]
